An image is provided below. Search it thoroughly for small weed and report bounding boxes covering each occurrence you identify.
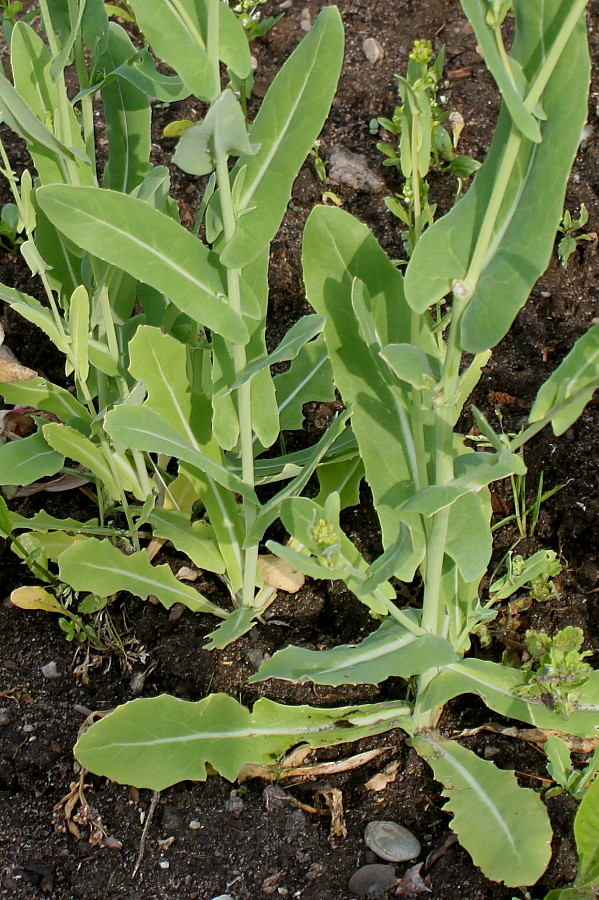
[513,627,593,717]
[544,735,599,799]
[556,203,597,267]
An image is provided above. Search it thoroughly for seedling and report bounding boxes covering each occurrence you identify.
[309,141,343,206]
[0,201,23,251]
[544,735,599,799]
[556,203,597,268]
[513,627,594,717]
[375,38,480,258]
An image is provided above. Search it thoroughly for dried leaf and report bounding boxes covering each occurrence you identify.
[10,586,63,613]
[317,787,347,839]
[176,566,197,581]
[394,862,431,896]
[0,356,37,383]
[365,759,401,791]
[258,554,305,592]
[15,473,88,497]
[239,747,383,782]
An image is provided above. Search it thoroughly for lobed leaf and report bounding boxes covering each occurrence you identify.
[74,693,413,789]
[58,538,228,618]
[0,430,64,487]
[251,617,457,686]
[412,736,552,886]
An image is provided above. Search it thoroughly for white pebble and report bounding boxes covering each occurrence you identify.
[41,661,60,679]
[300,8,311,31]
[362,37,384,64]
[188,819,202,830]
[159,860,169,869]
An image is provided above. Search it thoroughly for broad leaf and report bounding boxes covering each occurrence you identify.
[529,322,599,435]
[0,430,64,486]
[99,23,151,193]
[220,8,344,268]
[58,538,228,617]
[418,659,599,738]
[412,736,552,887]
[274,334,335,432]
[147,508,225,575]
[74,693,413,789]
[404,0,589,352]
[303,205,432,579]
[105,405,259,504]
[36,186,248,345]
[0,377,90,422]
[575,776,599,887]
[251,617,457,686]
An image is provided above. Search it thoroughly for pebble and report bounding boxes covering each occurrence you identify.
[158,860,169,870]
[364,821,421,863]
[278,0,292,7]
[300,7,311,31]
[328,146,385,193]
[188,819,202,830]
[210,896,235,900]
[0,708,12,726]
[162,804,183,833]
[22,723,35,733]
[362,37,384,64]
[41,661,59,679]
[348,864,396,899]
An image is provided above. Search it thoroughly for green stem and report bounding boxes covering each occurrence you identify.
[216,151,258,608]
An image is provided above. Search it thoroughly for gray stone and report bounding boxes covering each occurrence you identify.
[328,147,385,193]
[364,821,421,863]
[348,864,396,899]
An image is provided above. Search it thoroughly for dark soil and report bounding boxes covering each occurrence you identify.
[1,2,599,899]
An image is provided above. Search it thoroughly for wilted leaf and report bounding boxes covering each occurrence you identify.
[257,554,304,593]
[10,585,63,613]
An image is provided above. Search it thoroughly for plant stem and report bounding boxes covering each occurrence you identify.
[216,151,258,608]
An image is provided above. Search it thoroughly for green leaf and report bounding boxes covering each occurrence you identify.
[404,1,590,352]
[42,422,122,501]
[380,343,440,390]
[274,333,335,431]
[403,449,526,517]
[36,186,248,344]
[203,606,258,650]
[68,285,90,383]
[419,659,599,739]
[445,491,492,582]
[460,0,540,142]
[303,205,434,578]
[99,23,151,193]
[0,430,64,486]
[173,89,255,177]
[127,0,250,101]
[77,47,188,103]
[220,7,344,268]
[222,314,325,396]
[0,376,90,422]
[412,736,552,887]
[575,776,599,887]
[251,617,457,686]
[105,405,259,504]
[74,693,412,789]
[58,538,228,617]
[0,284,69,354]
[127,325,194,435]
[529,323,599,435]
[147,508,225,575]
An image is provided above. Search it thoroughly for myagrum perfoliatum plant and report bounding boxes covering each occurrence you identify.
[0,0,349,647]
[2,0,599,890]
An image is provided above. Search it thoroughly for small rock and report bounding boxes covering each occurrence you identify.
[188,819,202,830]
[278,0,292,8]
[348,864,396,899]
[162,804,183,833]
[284,809,306,838]
[300,7,311,31]
[225,790,244,818]
[365,821,421,863]
[245,648,266,669]
[41,661,59,679]
[210,896,234,900]
[22,723,35,733]
[0,708,12,726]
[362,37,384,64]
[328,146,385,193]
[158,860,169,870]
